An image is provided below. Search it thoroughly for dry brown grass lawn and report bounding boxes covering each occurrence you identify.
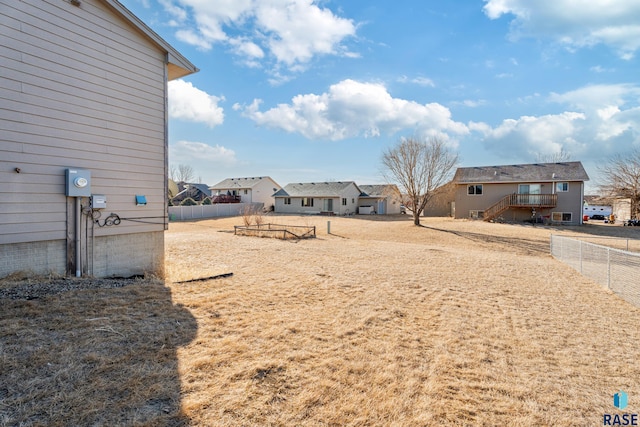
[2,215,640,426]
[166,215,640,426]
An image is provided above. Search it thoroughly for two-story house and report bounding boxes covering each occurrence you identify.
[453,162,589,225]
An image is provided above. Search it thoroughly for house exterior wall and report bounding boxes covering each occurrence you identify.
[612,199,631,221]
[384,197,402,214]
[338,184,361,215]
[358,197,402,215]
[423,182,456,217]
[0,0,173,277]
[240,190,251,204]
[92,232,164,278]
[251,178,280,208]
[454,181,584,225]
[549,182,584,225]
[275,197,322,215]
[274,183,360,215]
[0,240,67,278]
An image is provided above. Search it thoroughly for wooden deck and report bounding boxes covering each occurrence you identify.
[483,193,557,221]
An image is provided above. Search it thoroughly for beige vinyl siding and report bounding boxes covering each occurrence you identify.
[0,0,169,245]
[340,184,361,215]
[454,181,584,224]
[252,178,280,206]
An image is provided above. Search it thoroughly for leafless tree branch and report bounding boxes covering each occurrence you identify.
[382,136,458,225]
[535,148,572,163]
[598,150,640,219]
[169,164,195,183]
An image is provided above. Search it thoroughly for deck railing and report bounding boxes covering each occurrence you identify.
[483,193,557,221]
[509,193,557,207]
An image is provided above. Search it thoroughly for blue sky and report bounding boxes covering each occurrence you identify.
[121,0,640,193]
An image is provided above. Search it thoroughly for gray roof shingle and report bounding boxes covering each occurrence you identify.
[188,183,212,197]
[358,184,399,198]
[453,161,589,184]
[274,181,360,197]
[210,176,277,190]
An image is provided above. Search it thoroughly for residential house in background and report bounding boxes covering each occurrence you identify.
[171,182,212,204]
[358,185,403,215]
[612,198,632,221]
[273,182,361,215]
[453,162,589,225]
[423,181,456,217]
[0,0,197,278]
[210,176,281,209]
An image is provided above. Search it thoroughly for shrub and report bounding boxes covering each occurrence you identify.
[254,208,264,226]
[180,197,198,206]
[241,205,254,226]
[202,197,212,205]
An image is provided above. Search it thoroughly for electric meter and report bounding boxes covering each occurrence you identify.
[65,168,92,197]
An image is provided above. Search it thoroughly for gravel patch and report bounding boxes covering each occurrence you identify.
[0,277,143,300]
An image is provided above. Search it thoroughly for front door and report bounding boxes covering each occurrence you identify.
[323,199,333,212]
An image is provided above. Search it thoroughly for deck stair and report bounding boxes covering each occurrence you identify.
[483,193,557,222]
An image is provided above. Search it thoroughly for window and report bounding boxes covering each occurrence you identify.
[519,184,541,194]
[469,210,484,219]
[552,212,572,222]
[352,198,355,204]
[342,198,347,206]
[244,189,248,195]
[302,197,314,207]
[467,184,483,195]
[556,182,569,192]
[284,198,291,205]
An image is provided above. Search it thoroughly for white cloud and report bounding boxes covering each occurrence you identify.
[167,0,356,70]
[168,80,225,128]
[169,140,237,164]
[482,112,587,158]
[238,79,469,140]
[483,0,640,58]
[453,99,487,108]
[549,84,640,111]
[175,29,212,50]
[230,38,264,59]
[479,83,640,160]
[590,65,614,73]
[159,0,187,22]
[397,76,435,87]
[548,84,640,141]
[549,84,640,142]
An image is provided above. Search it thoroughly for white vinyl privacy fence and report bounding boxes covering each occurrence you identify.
[168,203,263,221]
[551,235,640,307]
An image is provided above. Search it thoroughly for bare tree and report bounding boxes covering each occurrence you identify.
[169,164,195,183]
[535,148,572,163]
[382,136,459,226]
[599,150,640,219]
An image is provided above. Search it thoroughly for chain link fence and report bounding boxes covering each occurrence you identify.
[551,235,640,307]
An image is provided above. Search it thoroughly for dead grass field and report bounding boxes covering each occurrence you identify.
[3,215,640,426]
